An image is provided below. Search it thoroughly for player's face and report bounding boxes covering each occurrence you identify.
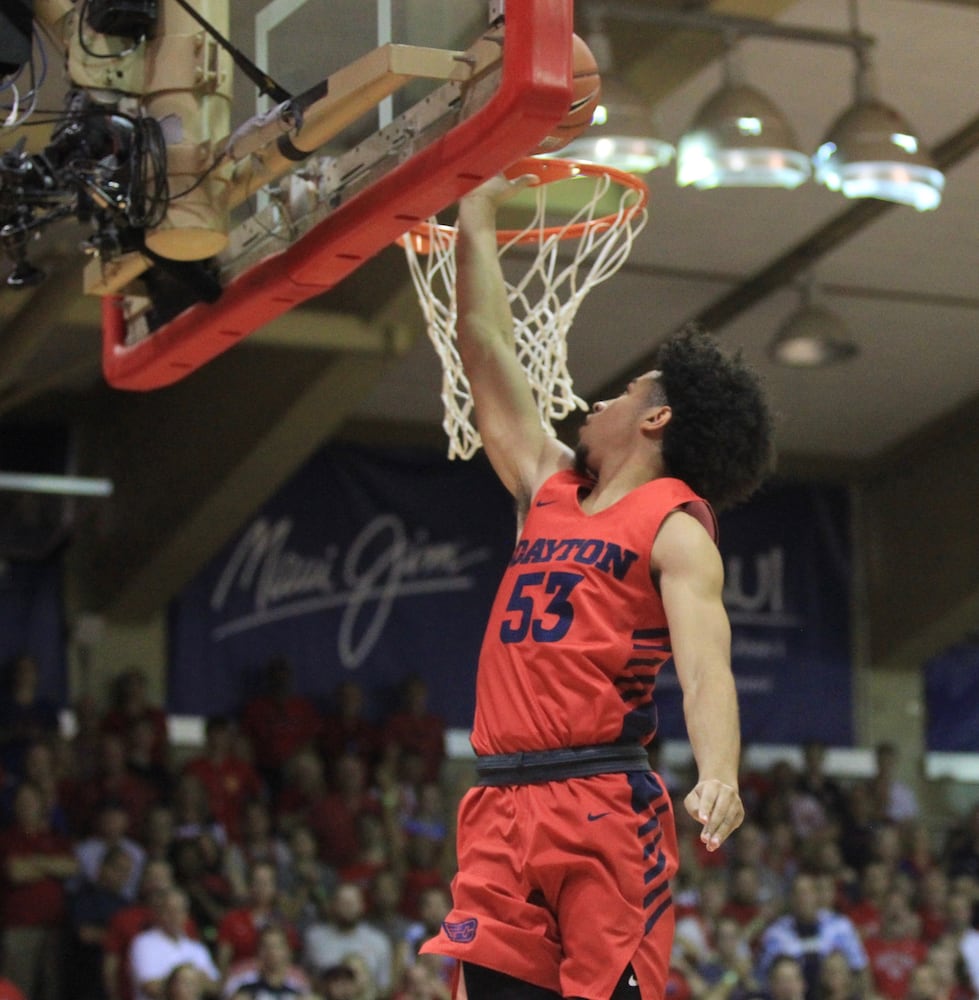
[576,370,664,473]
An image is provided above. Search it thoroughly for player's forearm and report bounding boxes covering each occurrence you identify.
[681,659,741,787]
[456,193,515,361]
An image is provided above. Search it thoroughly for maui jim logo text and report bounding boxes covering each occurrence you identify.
[210,514,490,667]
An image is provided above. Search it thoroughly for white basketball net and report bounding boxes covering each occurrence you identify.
[402,166,648,459]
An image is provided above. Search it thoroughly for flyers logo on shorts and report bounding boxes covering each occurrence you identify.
[443,917,478,943]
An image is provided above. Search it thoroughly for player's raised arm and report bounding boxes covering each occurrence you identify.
[455,176,573,502]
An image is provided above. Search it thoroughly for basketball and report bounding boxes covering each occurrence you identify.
[533,33,602,155]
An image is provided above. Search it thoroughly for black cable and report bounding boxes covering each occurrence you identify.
[167,0,292,103]
[76,0,145,60]
[165,152,228,203]
[127,114,169,228]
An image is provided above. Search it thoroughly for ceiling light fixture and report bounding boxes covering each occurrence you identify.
[557,20,674,174]
[676,43,811,190]
[769,285,858,368]
[562,76,675,174]
[813,57,944,211]
[582,1,942,210]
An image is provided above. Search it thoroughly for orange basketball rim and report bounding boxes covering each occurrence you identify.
[400,157,649,253]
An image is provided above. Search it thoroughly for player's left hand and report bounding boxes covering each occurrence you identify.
[684,779,744,852]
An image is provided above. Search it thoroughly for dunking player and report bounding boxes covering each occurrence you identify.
[419,174,774,1000]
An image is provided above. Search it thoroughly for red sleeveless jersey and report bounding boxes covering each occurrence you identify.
[471,469,716,755]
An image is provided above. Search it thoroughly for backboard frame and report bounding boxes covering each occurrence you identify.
[101,0,574,390]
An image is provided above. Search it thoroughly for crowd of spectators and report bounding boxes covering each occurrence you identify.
[1,652,979,1000]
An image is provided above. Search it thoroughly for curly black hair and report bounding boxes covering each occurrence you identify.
[654,326,774,511]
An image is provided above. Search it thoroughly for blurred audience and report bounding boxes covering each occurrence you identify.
[9,650,979,1000]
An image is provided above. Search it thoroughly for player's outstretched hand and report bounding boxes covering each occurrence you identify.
[459,171,538,213]
[684,779,744,852]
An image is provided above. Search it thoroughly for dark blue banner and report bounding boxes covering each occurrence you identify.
[653,482,853,746]
[925,642,979,752]
[169,452,853,744]
[168,444,514,725]
[0,558,67,703]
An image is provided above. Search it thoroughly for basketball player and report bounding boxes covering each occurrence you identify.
[419,174,774,1000]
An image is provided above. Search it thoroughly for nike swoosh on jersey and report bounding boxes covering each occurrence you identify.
[587,811,610,821]
[535,499,558,506]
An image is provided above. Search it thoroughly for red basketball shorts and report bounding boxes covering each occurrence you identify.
[420,770,678,999]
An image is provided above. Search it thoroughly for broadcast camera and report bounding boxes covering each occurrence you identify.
[0,0,200,288]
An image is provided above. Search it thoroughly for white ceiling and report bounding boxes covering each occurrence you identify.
[353,0,979,467]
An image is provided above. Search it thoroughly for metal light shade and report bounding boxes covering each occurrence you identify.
[813,98,944,211]
[560,78,675,174]
[677,82,811,189]
[769,303,857,368]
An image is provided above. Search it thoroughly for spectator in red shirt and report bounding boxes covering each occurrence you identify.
[183,718,264,844]
[0,739,70,836]
[863,886,927,1000]
[65,732,159,837]
[240,657,321,793]
[101,668,169,768]
[307,754,383,870]
[723,863,778,949]
[842,861,890,939]
[0,780,79,1000]
[275,752,328,832]
[319,681,382,772]
[917,868,950,946]
[399,834,450,923]
[381,677,445,785]
[216,860,300,976]
[338,812,395,894]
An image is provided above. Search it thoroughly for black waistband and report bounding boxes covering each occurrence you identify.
[474,744,649,786]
